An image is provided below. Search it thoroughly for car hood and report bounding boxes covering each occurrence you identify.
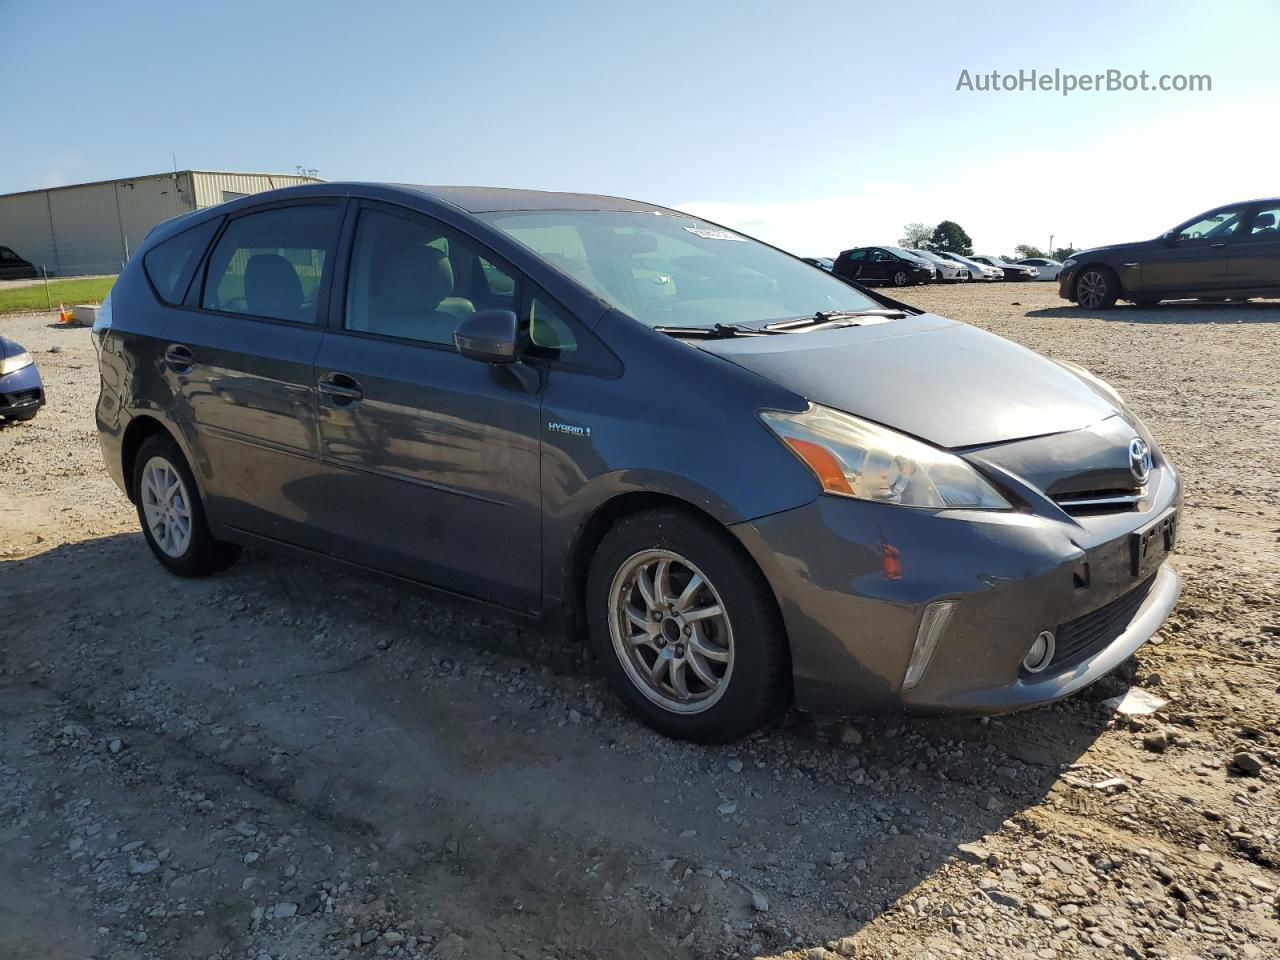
[697,314,1120,448]
[1071,239,1158,260]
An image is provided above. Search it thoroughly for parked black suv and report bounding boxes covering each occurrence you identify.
[1060,199,1280,308]
[0,245,38,280]
[832,246,934,286]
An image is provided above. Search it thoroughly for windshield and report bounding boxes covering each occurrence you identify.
[880,246,923,261]
[909,249,946,264]
[477,210,882,329]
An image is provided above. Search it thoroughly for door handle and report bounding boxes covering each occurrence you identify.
[164,344,194,371]
[318,373,363,405]
[1210,242,1227,248]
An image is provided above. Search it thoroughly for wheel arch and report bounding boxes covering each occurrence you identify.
[562,493,787,657]
[120,415,178,503]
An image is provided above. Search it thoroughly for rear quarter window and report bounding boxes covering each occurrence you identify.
[143,219,220,305]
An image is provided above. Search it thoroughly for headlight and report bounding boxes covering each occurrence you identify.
[0,351,33,375]
[760,404,1011,509]
[1062,258,1077,268]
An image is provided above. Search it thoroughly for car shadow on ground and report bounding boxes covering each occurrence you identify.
[1028,300,1280,323]
[1,533,1132,959]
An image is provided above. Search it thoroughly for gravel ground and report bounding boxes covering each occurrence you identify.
[1,283,1277,960]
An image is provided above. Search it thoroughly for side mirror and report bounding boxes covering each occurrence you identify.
[1161,231,1179,246]
[454,309,519,364]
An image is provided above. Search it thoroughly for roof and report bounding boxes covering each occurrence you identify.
[389,184,678,215]
[0,170,323,200]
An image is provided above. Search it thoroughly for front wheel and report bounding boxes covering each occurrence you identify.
[1074,267,1119,308]
[586,509,789,742]
[892,270,910,287]
[133,433,241,576]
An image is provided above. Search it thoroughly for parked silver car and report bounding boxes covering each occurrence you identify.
[936,251,1003,281]
[907,249,968,282]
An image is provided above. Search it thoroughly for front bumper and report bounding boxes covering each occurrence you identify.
[731,468,1181,716]
[0,362,45,416]
[1058,269,1076,300]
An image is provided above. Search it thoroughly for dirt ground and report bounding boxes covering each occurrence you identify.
[1,282,1277,960]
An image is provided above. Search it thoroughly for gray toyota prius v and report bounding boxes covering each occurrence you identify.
[94,183,1181,742]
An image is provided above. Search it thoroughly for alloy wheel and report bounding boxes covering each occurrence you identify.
[140,455,193,558]
[893,270,909,286]
[607,549,734,714]
[1077,270,1108,308]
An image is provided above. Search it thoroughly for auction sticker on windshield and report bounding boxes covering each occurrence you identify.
[683,226,746,241]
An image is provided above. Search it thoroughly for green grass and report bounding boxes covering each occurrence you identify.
[0,277,117,314]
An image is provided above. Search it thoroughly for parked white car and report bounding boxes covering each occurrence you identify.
[936,251,1003,281]
[907,248,968,282]
[1016,257,1064,281]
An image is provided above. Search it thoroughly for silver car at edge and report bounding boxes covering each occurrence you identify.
[907,248,968,281]
[94,183,1182,743]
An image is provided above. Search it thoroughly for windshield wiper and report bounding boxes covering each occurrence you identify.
[764,309,908,331]
[652,322,783,339]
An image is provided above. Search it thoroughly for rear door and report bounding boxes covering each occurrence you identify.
[833,248,866,282]
[1136,205,1244,294]
[1228,203,1280,292]
[311,201,542,611]
[163,200,343,548]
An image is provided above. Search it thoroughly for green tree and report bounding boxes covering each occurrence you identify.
[898,222,934,249]
[928,220,973,255]
[1052,246,1078,261]
[1013,244,1047,260]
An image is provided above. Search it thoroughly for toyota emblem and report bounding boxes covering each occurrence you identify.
[1129,437,1152,484]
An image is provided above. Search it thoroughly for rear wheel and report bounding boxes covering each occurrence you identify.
[133,433,241,576]
[1075,266,1119,309]
[586,509,789,742]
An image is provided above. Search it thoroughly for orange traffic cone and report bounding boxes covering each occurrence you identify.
[58,303,73,324]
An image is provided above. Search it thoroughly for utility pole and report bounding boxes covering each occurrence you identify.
[1049,234,1054,257]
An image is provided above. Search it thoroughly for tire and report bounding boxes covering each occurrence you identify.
[586,508,789,743]
[892,270,910,287]
[1074,266,1119,309]
[132,432,241,576]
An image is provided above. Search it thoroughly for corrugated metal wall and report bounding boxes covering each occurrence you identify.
[191,172,317,209]
[0,171,320,276]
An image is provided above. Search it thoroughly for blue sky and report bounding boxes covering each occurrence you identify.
[3,0,1279,255]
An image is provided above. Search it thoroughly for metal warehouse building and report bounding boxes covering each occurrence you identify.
[0,170,322,276]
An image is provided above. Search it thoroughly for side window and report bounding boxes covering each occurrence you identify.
[201,205,339,323]
[0,247,18,262]
[344,207,517,346]
[143,219,220,305]
[871,249,891,262]
[845,249,866,262]
[526,292,578,358]
[1244,206,1280,239]
[1176,207,1246,242]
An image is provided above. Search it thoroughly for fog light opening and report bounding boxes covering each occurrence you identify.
[903,600,956,690]
[1023,631,1056,673]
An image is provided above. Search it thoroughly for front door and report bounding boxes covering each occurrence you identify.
[1228,203,1280,292]
[866,248,895,282]
[1136,205,1244,294]
[164,201,342,549]
[312,202,542,611]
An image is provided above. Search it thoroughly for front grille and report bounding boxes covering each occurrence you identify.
[1050,574,1157,667]
[1053,487,1144,515]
